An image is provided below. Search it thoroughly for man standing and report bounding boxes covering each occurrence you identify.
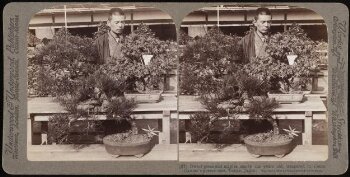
[240,7,272,63]
[96,8,126,64]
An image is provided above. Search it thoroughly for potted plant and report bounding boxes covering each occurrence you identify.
[82,68,160,158]
[103,124,160,158]
[119,24,177,103]
[101,97,160,158]
[50,69,160,157]
[243,54,313,103]
[266,24,320,67]
[187,72,248,145]
[262,24,321,98]
[243,97,300,158]
[33,27,163,153]
[184,64,273,145]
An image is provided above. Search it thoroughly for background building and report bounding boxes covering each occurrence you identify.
[28,4,176,41]
[181,5,327,41]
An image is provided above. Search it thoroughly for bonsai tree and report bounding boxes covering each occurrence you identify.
[187,67,271,144]
[35,26,162,149]
[188,98,240,144]
[119,24,178,93]
[246,97,280,134]
[243,54,313,94]
[243,96,301,157]
[266,24,320,65]
[188,72,249,144]
[179,27,242,95]
[28,28,99,97]
[189,112,217,143]
[48,93,103,145]
[253,24,322,93]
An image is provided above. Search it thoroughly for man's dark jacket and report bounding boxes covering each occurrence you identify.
[95,33,110,64]
[239,30,256,63]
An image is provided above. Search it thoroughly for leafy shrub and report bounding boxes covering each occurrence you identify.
[243,56,312,93]
[48,111,102,144]
[236,72,271,97]
[179,27,242,95]
[27,32,41,47]
[28,28,99,96]
[48,114,71,144]
[251,24,321,93]
[28,63,54,96]
[120,24,178,92]
[218,70,271,100]
[266,24,320,64]
[178,29,193,45]
[189,112,216,143]
[188,92,241,143]
[314,41,328,65]
[93,62,130,98]
[31,25,172,143]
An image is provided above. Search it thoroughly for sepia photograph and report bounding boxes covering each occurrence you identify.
[178,4,328,161]
[27,3,178,161]
[2,1,348,175]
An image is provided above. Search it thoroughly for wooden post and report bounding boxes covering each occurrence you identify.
[41,121,48,145]
[204,11,208,33]
[64,5,68,29]
[217,5,220,27]
[303,111,313,145]
[284,13,287,32]
[51,13,55,24]
[312,72,319,91]
[131,10,134,34]
[30,116,34,145]
[161,110,171,144]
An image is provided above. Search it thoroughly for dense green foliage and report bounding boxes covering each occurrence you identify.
[28,28,99,97]
[179,28,242,95]
[30,25,174,144]
[121,24,177,92]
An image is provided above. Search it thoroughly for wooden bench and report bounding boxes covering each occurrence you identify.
[27,95,177,145]
[178,95,327,145]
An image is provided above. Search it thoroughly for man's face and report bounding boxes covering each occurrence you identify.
[107,14,125,34]
[253,14,272,34]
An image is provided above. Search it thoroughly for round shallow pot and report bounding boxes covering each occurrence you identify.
[244,134,295,158]
[103,134,153,158]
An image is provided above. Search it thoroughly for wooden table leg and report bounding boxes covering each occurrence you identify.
[161,110,171,144]
[29,116,33,145]
[304,111,313,145]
